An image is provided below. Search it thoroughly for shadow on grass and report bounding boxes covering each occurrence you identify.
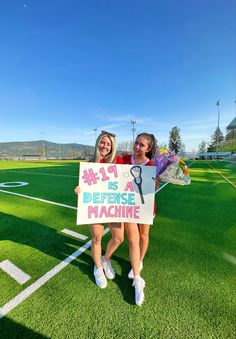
[0,212,90,264]
[0,316,49,338]
[0,212,137,305]
[75,249,136,305]
[111,254,136,305]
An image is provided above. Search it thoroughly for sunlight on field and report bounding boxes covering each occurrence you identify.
[190,168,212,173]
[192,178,226,183]
[0,160,81,171]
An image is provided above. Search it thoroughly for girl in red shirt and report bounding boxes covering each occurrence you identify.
[122,132,157,305]
[75,131,124,289]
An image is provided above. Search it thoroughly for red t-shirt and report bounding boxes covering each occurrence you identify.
[122,154,153,166]
[100,155,124,164]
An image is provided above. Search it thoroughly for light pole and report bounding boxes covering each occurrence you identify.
[40,132,46,159]
[131,119,136,143]
[216,100,220,160]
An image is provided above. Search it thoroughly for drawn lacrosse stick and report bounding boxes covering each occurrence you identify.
[130,166,144,204]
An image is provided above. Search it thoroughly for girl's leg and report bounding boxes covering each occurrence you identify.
[138,224,150,262]
[126,222,145,306]
[89,224,104,268]
[101,223,124,280]
[125,222,140,276]
[104,222,124,261]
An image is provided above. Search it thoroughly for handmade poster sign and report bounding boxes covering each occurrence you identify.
[76,163,156,225]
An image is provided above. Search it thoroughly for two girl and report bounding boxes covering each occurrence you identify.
[75,131,157,306]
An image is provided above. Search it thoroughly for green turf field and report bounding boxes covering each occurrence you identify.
[0,160,235,338]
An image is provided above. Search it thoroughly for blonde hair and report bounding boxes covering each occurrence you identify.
[91,131,117,163]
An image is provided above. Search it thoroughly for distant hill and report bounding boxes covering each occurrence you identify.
[0,140,94,159]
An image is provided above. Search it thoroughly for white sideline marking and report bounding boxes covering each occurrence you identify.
[155,182,169,193]
[0,260,30,285]
[0,228,110,319]
[207,163,236,189]
[223,253,236,265]
[0,189,77,210]
[61,229,88,240]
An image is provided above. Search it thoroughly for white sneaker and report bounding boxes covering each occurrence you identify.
[128,261,143,279]
[132,276,145,306]
[101,256,115,279]
[93,266,107,288]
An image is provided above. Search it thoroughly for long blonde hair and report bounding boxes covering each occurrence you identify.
[91,131,117,163]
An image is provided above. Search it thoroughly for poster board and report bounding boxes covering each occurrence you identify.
[76,162,156,225]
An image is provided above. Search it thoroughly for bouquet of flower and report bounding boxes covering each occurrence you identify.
[153,148,190,185]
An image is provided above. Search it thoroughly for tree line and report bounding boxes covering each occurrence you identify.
[199,125,236,153]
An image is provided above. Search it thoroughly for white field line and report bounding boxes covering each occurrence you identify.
[0,169,77,178]
[61,229,88,240]
[0,189,77,210]
[0,260,31,285]
[0,227,110,319]
[155,182,169,193]
[223,253,236,265]
[207,163,236,189]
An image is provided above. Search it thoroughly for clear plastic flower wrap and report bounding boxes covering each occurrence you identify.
[153,149,191,185]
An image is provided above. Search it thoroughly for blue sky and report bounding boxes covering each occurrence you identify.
[0,0,235,151]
